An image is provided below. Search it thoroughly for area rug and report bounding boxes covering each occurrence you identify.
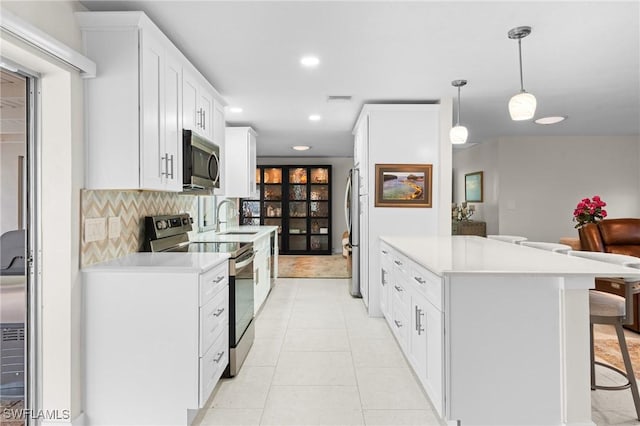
[593,326,640,380]
[278,254,351,278]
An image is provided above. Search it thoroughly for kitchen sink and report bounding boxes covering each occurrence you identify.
[219,231,259,235]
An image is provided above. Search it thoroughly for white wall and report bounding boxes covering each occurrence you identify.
[453,136,640,242]
[453,140,499,235]
[1,1,87,422]
[258,156,353,253]
[0,142,25,233]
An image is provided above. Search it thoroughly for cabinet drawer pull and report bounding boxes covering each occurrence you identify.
[394,285,404,292]
[415,306,425,335]
[213,275,225,284]
[213,351,224,363]
[212,308,225,317]
[394,260,402,266]
[394,320,403,328]
[414,276,426,284]
[168,154,174,179]
[382,250,388,254]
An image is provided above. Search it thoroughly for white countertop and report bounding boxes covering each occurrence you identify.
[192,225,278,243]
[381,235,640,279]
[83,252,230,273]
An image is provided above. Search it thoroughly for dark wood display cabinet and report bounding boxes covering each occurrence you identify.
[240,165,332,255]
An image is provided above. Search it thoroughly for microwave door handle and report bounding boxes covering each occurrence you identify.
[207,152,220,185]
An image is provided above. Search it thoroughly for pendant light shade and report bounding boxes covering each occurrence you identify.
[508,26,536,121]
[509,91,537,121]
[450,79,468,144]
[450,125,468,145]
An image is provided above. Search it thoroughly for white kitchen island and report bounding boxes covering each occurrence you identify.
[379,235,640,426]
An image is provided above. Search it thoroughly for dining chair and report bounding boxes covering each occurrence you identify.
[486,235,528,244]
[567,250,640,420]
[519,241,572,254]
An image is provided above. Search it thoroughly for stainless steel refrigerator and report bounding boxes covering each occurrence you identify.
[346,168,361,297]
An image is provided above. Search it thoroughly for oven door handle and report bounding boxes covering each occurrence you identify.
[235,251,256,269]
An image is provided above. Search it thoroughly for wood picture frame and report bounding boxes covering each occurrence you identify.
[374,164,433,208]
[465,171,483,202]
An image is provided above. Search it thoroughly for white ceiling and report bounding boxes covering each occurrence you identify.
[81,1,640,157]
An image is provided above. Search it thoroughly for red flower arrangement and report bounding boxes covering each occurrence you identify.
[573,196,607,229]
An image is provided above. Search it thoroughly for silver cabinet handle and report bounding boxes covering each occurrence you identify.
[394,285,403,292]
[414,276,426,284]
[415,306,425,335]
[382,250,388,254]
[394,260,402,266]
[213,351,224,363]
[381,269,387,286]
[394,320,403,328]
[168,154,174,179]
[161,154,168,177]
[212,308,225,317]
[213,275,225,284]
[202,109,206,130]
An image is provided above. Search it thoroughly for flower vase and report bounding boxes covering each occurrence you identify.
[577,223,598,251]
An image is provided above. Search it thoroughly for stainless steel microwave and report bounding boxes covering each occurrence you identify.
[182,130,220,192]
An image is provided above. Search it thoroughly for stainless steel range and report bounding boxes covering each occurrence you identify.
[144,213,255,377]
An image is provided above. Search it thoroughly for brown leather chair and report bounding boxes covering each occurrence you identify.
[579,219,640,332]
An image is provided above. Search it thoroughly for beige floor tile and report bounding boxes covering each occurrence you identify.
[363,409,443,426]
[350,337,407,368]
[253,317,289,340]
[273,351,356,385]
[356,367,430,410]
[243,339,283,367]
[288,306,346,329]
[199,408,263,425]
[210,367,274,409]
[261,385,364,425]
[347,317,393,340]
[283,328,350,352]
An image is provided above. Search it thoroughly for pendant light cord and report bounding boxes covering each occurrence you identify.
[456,86,461,125]
[518,38,525,92]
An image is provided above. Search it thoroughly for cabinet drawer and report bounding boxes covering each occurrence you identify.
[409,263,442,311]
[390,276,410,312]
[391,296,410,350]
[200,287,228,356]
[199,328,228,407]
[200,261,228,305]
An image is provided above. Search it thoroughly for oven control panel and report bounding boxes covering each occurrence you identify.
[145,213,193,241]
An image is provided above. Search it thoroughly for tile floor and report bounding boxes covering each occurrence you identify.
[197,278,640,426]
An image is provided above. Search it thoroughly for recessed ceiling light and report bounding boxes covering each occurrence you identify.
[292,145,311,151]
[228,107,243,113]
[300,56,320,67]
[534,116,566,125]
[308,114,321,121]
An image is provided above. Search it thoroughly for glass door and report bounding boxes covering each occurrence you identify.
[309,167,331,253]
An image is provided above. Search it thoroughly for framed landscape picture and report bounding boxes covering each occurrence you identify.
[374,164,433,208]
[465,171,483,202]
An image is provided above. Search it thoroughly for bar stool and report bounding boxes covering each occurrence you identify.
[486,235,528,244]
[519,241,572,254]
[568,250,640,420]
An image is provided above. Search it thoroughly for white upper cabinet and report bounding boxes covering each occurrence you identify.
[224,127,257,198]
[182,67,216,142]
[77,11,226,192]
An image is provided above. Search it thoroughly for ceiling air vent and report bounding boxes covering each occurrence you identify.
[327,95,352,103]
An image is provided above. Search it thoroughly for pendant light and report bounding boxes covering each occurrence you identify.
[450,79,468,144]
[508,26,536,121]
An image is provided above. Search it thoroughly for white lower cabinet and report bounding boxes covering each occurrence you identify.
[83,259,229,425]
[380,241,444,417]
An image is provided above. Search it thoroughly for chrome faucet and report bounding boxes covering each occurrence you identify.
[215,199,237,232]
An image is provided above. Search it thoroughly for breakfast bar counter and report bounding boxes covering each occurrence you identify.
[378,235,640,426]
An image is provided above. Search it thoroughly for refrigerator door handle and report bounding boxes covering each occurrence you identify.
[344,173,351,232]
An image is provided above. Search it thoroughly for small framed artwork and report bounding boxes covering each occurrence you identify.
[465,171,483,202]
[374,164,433,208]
